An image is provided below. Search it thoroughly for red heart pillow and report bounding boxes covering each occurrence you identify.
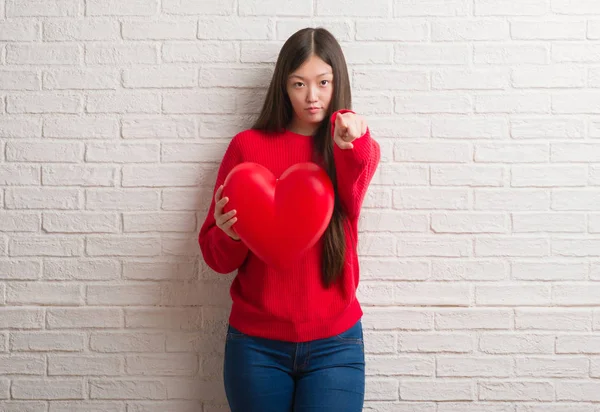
[222,162,334,269]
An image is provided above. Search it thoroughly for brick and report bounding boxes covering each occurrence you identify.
[394,0,469,16]
[122,21,196,40]
[476,238,548,257]
[431,260,508,281]
[0,402,47,412]
[47,308,122,329]
[7,282,82,305]
[400,380,473,401]
[435,309,513,330]
[432,69,509,90]
[511,165,587,187]
[6,44,80,65]
[432,20,508,41]
[123,213,196,233]
[431,213,508,234]
[366,356,433,376]
[516,405,594,412]
[199,66,272,88]
[86,142,159,163]
[393,188,469,210]
[0,260,41,280]
[475,44,548,64]
[44,259,120,281]
[122,165,215,187]
[475,143,548,162]
[7,93,82,114]
[43,20,119,41]
[162,42,236,63]
[552,189,600,211]
[317,0,389,16]
[553,44,600,62]
[0,117,41,138]
[0,309,44,329]
[162,0,233,15]
[240,41,284,63]
[86,236,161,257]
[86,0,158,16]
[362,308,433,330]
[125,65,197,88]
[432,115,508,138]
[42,165,116,187]
[512,262,587,281]
[474,189,550,210]
[511,20,585,39]
[7,0,80,17]
[396,94,472,114]
[163,90,236,114]
[0,70,39,90]
[198,17,272,40]
[394,283,470,306]
[478,381,553,401]
[513,66,585,88]
[554,284,600,305]
[480,334,554,354]
[44,116,118,139]
[10,237,82,257]
[515,356,589,377]
[90,332,165,353]
[127,402,202,412]
[161,142,227,162]
[43,212,118,233]
[359,211,428,233]
[48,402,124,412]
[512,118,584,139]
[0,355,45,375]
[277,20,353,41]
[364,379,399,401]
[553,240,600,257]
[553,0,600,14]
[6,142,82,162]
[395,44,469,65]
[357,234,396,256]
[122,117,196,139]
[12,379,84,400]
[0,212,39,232]
[43,69,118,90]
[476,284,550,306]
[552,143,600,162]
[398,332,473,353]
[87,284,161,306]
[124,260,195,281]
[398,237,473,257]
[354,69,428,91]
[11,332,85,352]
[353,94,393,114]
[5,188,79,210]
[356,20,427,41]
[556,381,600,401]
[48,355,122,376]
[90,379,166,400]
[476,93,550,114]
[125,308,202,330]
[475,0,548,15]
[85,189,159,211]
[86,92,161,114]
[437,356,512,377]
[439,404,514,412]
[86,44,158,65]
[125,354,198,376]
[431,165,503,186]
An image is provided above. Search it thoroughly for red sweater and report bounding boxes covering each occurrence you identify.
[198,110,380,342]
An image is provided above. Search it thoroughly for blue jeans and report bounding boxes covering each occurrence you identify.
[223,319,365,412]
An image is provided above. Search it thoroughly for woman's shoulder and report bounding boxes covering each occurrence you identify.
[230,128,278,147]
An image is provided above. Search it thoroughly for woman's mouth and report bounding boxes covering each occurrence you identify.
[306,107,321,114]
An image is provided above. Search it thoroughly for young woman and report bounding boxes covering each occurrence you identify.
[198,27,380,412]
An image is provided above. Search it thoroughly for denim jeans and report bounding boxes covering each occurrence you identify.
[223,319,366,412]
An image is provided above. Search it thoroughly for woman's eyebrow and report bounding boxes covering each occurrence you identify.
[288,72,333,80]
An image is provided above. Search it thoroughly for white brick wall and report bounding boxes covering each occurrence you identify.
[1,0,599,411]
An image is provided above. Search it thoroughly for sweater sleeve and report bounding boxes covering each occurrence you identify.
[198,135,250,274]
[331,109,381,220]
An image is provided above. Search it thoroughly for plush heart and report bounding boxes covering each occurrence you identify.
[222,162,334,269]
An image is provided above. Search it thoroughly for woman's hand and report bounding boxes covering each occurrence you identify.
[214,185,240,241]
[333,112,367,150]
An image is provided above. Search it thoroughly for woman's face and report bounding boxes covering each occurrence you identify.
[286,54,334,135]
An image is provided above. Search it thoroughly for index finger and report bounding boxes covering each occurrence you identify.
[214,185,223,203]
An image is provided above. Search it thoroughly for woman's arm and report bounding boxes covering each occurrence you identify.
[198,136,249,274]
[331,110,381,219]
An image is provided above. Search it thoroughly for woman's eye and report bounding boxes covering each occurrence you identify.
[321,80,330,86]
[294,82,304,87]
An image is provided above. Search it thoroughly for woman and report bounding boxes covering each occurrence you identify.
[198,27,380,412]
